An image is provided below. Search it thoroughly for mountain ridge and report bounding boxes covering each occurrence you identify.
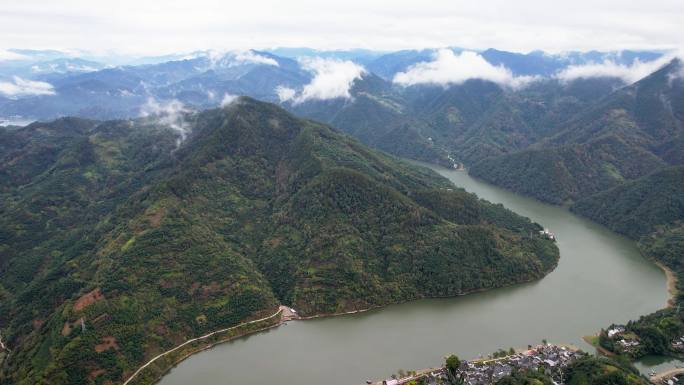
[0,97,559,385]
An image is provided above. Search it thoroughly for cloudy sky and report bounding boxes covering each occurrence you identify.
[1,0,683,55]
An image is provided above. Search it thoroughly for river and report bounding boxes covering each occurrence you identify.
[158,164,669,385]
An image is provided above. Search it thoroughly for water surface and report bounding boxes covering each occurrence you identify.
[158,164,668,385]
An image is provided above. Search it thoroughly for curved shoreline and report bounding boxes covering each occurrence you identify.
[123,307,284,385]
[654,261,678,308]
[582,335,615,357]
[130,268,558,385]
[296,267,559,322]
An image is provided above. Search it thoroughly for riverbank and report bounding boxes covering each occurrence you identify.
[650,368,684,383]
[582,335,615,356]
[123,306,287,385]
[369,344,583,385]
[134,268,558,385]
[297,264,560,322]
[654,262,678,308]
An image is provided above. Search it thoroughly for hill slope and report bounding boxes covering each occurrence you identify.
[0,98,558,385]
[571,165,684,239]
[469,59,684,204]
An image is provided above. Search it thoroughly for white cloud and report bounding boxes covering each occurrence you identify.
[2,1,684,56]
[232,50,279,66]
[275,85,296,102]
[667,59,684,85]
[0,76,56,97]
[555,55,675,84]
[279,57,365,104]
[0,49,28,61]
[204,49,279,68]
[140,98,191,146]
[220,93,238,106]
[393,49,537,89]
[1,1,684,56]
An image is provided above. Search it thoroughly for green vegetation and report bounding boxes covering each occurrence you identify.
[495,356,648,385]
[572,166,684,239]
[469,136,666,205]
[571,166,684,358]
[0,98,558,385]
[446,355,461,373]
[469,59,683,205]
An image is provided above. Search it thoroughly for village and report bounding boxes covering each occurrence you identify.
[375,344,584,385]
[604,325,643,354]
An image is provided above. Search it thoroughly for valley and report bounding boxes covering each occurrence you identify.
[152,165,669,385]
[1,42,682,385]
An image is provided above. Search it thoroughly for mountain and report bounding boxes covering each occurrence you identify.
[0,50,311,120]
[0,98,558,385]
[285,73,453,166]
[469,135,667,204]
[469,59,684,204]
[0,47,664,127]
[267,47,387,64]
[366,48,663,80]
[289,74,624,169]
[571,165,684,239]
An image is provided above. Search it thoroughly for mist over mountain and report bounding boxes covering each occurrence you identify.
[0,47,668,123]
[470,58,684,204]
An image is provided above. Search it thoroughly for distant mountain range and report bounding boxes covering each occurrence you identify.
[0,47,666,121]
[1,46,680,217]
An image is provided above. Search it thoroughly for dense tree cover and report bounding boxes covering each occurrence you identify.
[468,59,684,205]
[494,356,647,385]
[470,135,665,204]
[0,98,558,385]
[288,71,625,169]
[571,166,684,239]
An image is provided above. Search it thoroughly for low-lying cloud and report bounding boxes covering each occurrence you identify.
[275,85,297,103]
[206,49,279,68]
[232,50,279,67]
[276,57,365,104]
[220,93,238,107]
[0,49,28,61]
[0,76,56,97]
[667,59,684,85]
[140,98,191,146]
[393,49,536,89]
[555,55,674,84]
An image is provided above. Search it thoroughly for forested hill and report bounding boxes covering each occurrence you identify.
[574,166,684,358]
[0,97,558,385]
[468,59,684,205]
[571,166,684,240]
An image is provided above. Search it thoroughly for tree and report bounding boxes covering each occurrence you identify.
[446,355,463,385]
[446,355,461,373]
